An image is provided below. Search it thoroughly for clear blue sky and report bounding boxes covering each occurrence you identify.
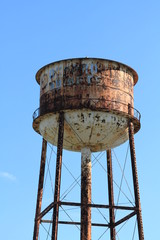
[1,0,160,239]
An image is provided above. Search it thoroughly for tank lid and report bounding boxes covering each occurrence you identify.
[35,57,138,85]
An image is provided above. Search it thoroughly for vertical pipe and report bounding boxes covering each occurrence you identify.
[33,138,47,240]
[81,148,91,240]
[128,105,144,240]
[52,112,64,240]
[107,150,116,240]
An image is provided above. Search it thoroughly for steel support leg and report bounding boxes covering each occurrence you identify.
[81,148,91,240]
[107,150,116,240]
[33,138,47,240]
[51,112,64,240]
[128,105,144,240]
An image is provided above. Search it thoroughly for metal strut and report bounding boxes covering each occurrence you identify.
[128,104,144,240]
[81,148,92,240]
[51,112,64,240]
[33,138,47,240]
[107,150,116,240]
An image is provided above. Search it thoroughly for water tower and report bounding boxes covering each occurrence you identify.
[32,58,144,240]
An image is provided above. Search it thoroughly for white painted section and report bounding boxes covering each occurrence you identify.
[39,109,129,152]
[81,148,91,164]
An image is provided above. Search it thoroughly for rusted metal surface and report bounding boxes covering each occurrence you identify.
[39,111,130,151]
[33,107,140,152]
[33,100,141,122]
[51,112,64,240]
[32,59,143,240]
[107,150,116,240]
[33,58,140,151]
[33,138,47,240]
[38,201,137,220]
[128,105,144,240]
[41,220,110,227]
[38,58,135,114]
[33,109,140,152]
[36,58,138,84]
[39,200,137,215]
[41,211,136,227]
[81,148,91,240]
[59,201,137,210]
[114,211,137,227]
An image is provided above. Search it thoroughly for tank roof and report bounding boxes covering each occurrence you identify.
[35,57,138,85]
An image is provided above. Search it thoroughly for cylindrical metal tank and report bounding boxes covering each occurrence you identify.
[33,58,140,152]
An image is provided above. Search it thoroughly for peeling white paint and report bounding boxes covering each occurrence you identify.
[39,109,129,152]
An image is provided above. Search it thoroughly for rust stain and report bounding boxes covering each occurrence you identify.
[81,148,91,240]
[39,58,134,116]
[33,58,140,151]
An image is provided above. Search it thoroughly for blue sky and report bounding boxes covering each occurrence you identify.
[1,0,160,239]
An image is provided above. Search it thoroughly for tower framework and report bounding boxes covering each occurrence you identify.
[32,58,144,240]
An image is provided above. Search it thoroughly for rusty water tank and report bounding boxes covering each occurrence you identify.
[33,58,140,152]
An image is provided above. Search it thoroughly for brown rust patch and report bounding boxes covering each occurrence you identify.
[81,148,91,240]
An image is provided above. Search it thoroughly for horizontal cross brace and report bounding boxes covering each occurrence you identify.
[37,201,136,220]
[60,201,136,210]
[41,220,110,227]
[41,211,136,228]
